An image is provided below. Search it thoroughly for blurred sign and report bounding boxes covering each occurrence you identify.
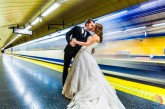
[13,28,32,35]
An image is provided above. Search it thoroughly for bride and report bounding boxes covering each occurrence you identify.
[62,23,126,109]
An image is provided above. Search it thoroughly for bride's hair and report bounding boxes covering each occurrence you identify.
[94,23,103,43]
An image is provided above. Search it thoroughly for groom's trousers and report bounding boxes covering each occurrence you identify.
[63,50,78,86]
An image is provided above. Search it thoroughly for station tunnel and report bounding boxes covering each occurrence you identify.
[0,0,165,109]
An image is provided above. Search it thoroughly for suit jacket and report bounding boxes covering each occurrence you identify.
[64,26,91,55]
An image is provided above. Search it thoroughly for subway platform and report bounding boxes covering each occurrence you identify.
[0,54,165,109]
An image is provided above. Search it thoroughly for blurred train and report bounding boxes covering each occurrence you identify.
[5,0,165,86]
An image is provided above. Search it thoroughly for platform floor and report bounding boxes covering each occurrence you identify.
[0,54,165,109]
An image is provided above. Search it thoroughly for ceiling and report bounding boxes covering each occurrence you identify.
[0,0,147,50]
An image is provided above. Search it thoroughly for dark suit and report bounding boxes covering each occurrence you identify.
[63,26,91,85]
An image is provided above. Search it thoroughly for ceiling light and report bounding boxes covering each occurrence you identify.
[25,25,32,30]
[17,34,21,37]
[39,16,42,22]
[41,3,60,17]
[31,17,40,25]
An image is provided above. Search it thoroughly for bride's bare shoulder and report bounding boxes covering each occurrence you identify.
[92,34,100,42]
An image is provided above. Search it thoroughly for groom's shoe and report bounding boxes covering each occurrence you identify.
[64,96,71,101]
[62,92,71,100]
[62,94,71,100]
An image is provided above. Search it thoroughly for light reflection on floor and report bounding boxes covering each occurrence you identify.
[1,55,69,109]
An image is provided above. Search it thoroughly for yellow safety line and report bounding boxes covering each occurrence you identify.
[10,54,165,105]
[13,55,63,72]
[105,76,165,105]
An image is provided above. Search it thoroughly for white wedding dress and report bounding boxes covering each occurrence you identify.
[62,42,126,109]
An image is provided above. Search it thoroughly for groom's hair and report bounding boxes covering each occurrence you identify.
[85,18,95,26]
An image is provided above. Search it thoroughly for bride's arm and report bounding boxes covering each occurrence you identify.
[74,34,98,46]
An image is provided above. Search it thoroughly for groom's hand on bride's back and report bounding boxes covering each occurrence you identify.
[91,48,95,54]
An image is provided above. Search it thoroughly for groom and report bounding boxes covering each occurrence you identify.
[63,18,95,86]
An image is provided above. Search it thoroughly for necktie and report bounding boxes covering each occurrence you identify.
[83,29,86,37]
